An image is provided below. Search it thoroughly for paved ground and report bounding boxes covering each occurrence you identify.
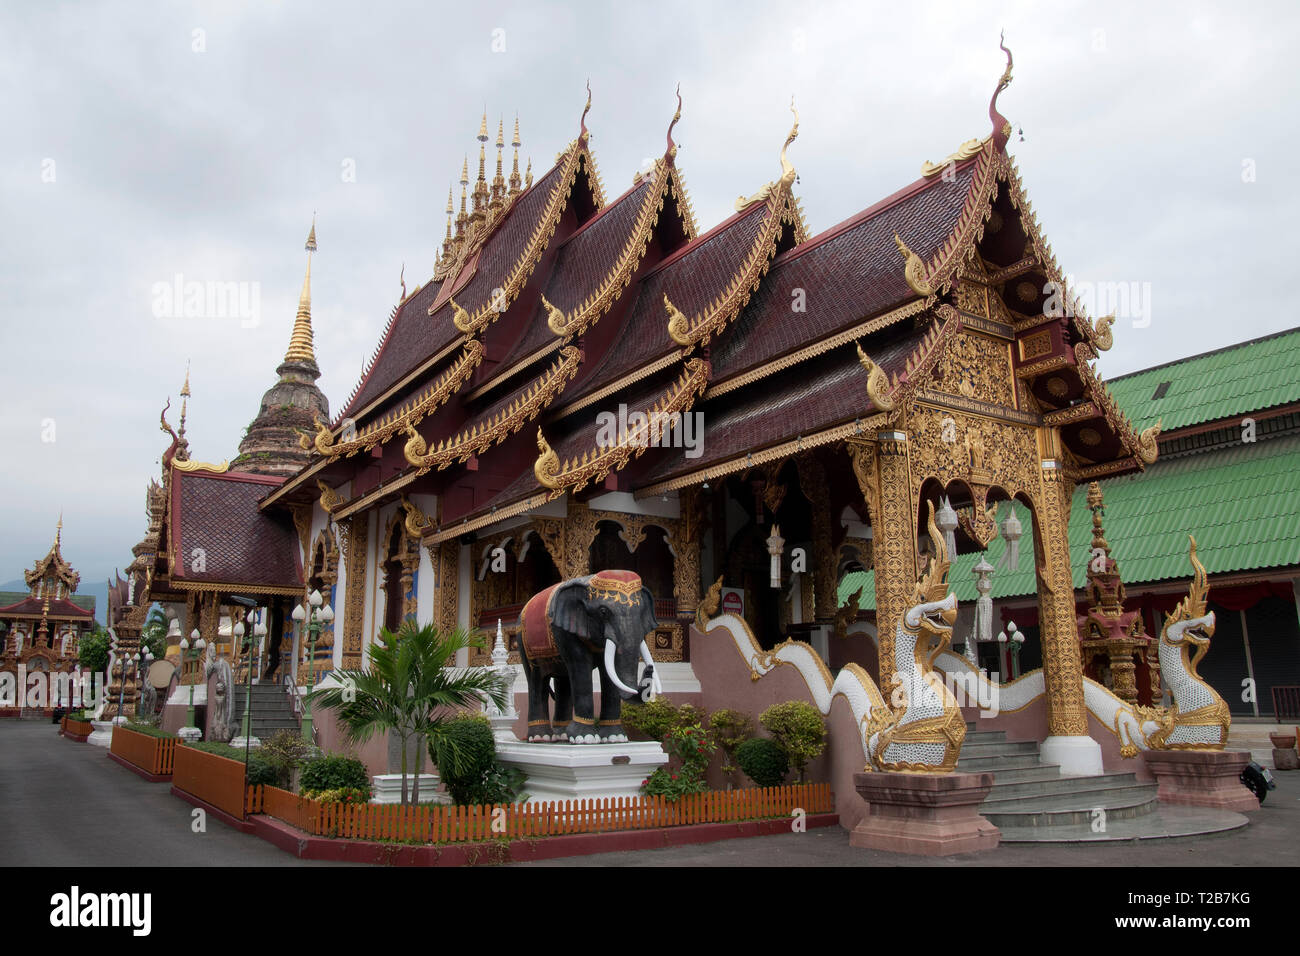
[5,720,1295,868]
[0,720,340,866]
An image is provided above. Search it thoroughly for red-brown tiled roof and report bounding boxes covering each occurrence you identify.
[0,596,94,618]
[500,177,655,367]
[343,162,567,417]
[637,326,926,487]
[170,469,303,590]
[560,201,771,406]
[710,161,977,382]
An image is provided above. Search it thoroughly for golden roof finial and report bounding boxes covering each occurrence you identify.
[509,114,522,194]
[579,79,592,140]
[989,31,1015,152]
[55,511,63,547]
[525,158,533,189]
[665,83,682,164]
[477,110,489,143]
[460,155,470,186]
[178,360,191,438]
[284,217,318,365]
[496,116,505,149]
[779,95,799,184]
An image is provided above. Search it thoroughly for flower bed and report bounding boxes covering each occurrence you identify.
[173,744,248,819]
[109,725,177,776]
[246,781,832,844]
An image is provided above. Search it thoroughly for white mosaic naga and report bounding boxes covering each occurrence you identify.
[866,511,965,772]
[1135,536,1231,750]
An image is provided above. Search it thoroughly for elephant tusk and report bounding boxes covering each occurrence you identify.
[640,640,663,694]
[604,639,638,695]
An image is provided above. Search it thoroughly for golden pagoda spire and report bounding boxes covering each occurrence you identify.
[509,114,522,194]
[55,511,62,548]
[442,184,454,258]
[491,116,506,208]
[284,216,318,365]
[455,156,470,238]
[178,360,192,440]
[472,111,490,218]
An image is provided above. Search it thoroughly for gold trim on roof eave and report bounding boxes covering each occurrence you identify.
[534,357,710,499]
[404,346,582,475]
[302,339,485,461]
[168,580,305,596]
[704,299,932,400]
[635,413,890,498]
[426,492,554,546]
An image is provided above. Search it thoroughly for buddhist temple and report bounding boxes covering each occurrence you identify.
[0,518,96,715]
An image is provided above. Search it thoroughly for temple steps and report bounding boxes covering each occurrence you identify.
[961,725,1249,843]
[231,684,300,739]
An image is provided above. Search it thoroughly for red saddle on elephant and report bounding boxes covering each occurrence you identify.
[520,583,563,661]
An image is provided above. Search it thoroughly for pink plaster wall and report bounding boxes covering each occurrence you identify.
[691,621,867,828]
[312,703,395,779]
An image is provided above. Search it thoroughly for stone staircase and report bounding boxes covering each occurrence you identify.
[229,683,300,741]
[961,724,1250,843]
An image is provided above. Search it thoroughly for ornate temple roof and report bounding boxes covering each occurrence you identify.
[252,55,1157,551]
[167,466,303,594]
[1,518,95,620]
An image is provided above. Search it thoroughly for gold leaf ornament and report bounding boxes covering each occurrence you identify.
[855,341,895,412]
[893,233,934,297]
[534,429,562,489]
[664,293,692,346]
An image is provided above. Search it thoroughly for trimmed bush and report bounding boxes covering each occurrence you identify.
[299,754,370,795]
[619,697,679,742]
[736,737,788,787]
[708,708,754,778]
[431,714,526,806]
[123,722,177,739]
[760,701,826,781]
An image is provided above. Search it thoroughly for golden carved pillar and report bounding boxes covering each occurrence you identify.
[848,432,917,694]
[432,539,459,636]
[1034,462,1089,737]
[341,514,368,669]
[564,503,597,579]
[795,455,835,623]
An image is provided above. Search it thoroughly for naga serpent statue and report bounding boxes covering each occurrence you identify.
[1133,537,1230,750]
[866,510,964,772]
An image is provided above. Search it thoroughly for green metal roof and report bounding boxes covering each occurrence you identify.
[1104,327,1300,433]
[839,432,1300,611]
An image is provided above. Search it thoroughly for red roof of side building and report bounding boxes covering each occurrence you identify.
[0,596,94,618]
[169,468,303,592]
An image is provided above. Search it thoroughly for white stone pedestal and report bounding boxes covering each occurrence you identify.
[88,720,115,748]
[371,773,449,805]
[178,726,203,743]
[228,736,261,750]
[495,740,669,804]
[1040,735,1104,776]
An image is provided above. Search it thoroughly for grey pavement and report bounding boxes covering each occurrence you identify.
[0,720,341,866]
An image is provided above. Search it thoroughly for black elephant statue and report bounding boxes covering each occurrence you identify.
[517,570,663,743]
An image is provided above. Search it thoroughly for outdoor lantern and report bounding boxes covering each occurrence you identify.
[936,495,959,558]
[320,604,335,624]
[766,525,785,588]
[292,603,306,623]
[998,503,1023,571]
[309,589,323,609]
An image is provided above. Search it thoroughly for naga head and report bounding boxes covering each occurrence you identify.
[1161,536,1216,669]
[903,509,958,637]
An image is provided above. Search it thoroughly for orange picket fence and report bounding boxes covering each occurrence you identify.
[246,781,832,844]
[109,726,177,776]
[173,745,248,819]
[61,717,94,738]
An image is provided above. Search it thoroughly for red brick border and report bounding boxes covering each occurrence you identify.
[245,810,840,865]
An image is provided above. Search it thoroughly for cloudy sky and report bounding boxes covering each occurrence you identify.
[2,0,1295,608]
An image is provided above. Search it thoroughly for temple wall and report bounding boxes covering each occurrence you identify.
[691,619,870,829]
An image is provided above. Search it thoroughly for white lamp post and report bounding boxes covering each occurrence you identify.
[295,590,333,743]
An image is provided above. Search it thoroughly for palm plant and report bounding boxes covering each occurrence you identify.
[304,620,508,806]
[140,605,169,660]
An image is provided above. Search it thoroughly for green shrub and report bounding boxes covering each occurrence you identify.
[432,714,509,805]
[303,786,370,805]
[184,741,248,760]
[300,754,370,795]
[736,737,788,787]
[123,722,177,739]
[759,701,826,781]
[259,730,317,788]
[642,722,714,801]
[246,755,278,787]
[619,697,679,742]
[708,708,753,778]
